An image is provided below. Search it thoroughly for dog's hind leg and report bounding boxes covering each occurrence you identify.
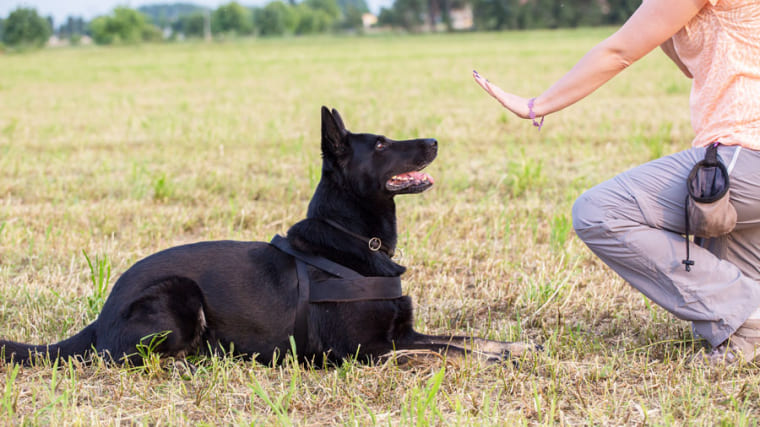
[98,277,208,364]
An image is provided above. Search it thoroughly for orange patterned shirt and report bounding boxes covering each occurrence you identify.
[673,0,760,149]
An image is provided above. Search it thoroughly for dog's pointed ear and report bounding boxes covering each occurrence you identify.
[331,108,347,132]
[321,106,348,159]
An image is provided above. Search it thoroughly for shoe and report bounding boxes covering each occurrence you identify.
[694,319,760,365]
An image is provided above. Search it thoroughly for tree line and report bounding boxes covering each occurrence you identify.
[0,0,637,48]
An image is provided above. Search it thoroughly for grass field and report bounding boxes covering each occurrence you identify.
[1,29,759,424]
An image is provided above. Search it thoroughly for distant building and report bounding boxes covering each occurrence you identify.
[46,34,93,47]
[450,5,473,30]
[47,35,65,47]
[362,13,378,29]
[419,3,474,32]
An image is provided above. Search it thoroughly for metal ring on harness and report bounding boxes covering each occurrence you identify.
[368,237,382,252]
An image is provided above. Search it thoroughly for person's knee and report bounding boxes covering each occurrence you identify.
[572,189,607,242]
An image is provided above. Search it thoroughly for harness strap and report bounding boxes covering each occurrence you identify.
[293,258,310,353]
[271,235,362,279]
[310,277,402,302]
[269,234,404,353]
[270,235,403,301]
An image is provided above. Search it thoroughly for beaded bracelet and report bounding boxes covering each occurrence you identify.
[528,97,544,130]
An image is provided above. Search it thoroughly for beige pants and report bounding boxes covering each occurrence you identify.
[573,145,760,347]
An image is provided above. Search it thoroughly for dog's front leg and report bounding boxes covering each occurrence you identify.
[392,332,540,363]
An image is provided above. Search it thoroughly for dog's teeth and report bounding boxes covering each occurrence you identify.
[387,171,433,190]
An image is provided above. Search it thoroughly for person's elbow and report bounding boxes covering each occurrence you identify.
[607,45,637,72]
[597,32,651,74]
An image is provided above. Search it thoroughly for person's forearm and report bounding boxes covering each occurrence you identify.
[530,39,634,117]
[473,0,707,121]
[529,0,705,117]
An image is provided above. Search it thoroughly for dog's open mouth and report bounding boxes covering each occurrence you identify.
[386,171,434,194]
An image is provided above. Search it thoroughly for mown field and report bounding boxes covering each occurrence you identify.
[1,29,758,425]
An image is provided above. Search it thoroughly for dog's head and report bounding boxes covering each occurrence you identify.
[320,106,437,199]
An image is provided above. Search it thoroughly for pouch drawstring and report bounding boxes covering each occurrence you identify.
[682,194,695,271]
[683,142,722,272]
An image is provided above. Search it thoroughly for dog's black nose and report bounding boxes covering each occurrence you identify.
[426,139,438,148]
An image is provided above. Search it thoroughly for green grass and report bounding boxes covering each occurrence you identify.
[1,29,758,424]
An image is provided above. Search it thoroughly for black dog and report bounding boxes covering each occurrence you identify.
[1,107,531,366]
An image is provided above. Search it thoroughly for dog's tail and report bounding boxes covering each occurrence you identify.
[1,322,97,365]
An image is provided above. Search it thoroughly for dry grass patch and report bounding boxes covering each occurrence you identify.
[1,30,759,424]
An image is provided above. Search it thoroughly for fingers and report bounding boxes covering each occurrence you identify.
[473,70,496,96]
[472,70,530,118]
[472,70,488,87]
[473,70,505,104]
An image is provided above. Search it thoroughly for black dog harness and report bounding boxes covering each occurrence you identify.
[269,235,403,353]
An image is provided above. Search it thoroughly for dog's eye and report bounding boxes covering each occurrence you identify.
[375,140,386,151]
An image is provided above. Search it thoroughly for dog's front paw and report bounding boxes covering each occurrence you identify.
[501,341,542,358]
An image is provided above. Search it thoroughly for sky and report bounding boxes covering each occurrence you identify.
[0,0,393,27]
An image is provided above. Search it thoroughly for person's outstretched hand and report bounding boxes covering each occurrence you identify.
[472,70,531,119]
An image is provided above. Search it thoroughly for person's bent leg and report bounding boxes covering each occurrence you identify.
[702,148,760,282]
[572,146,760,347]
